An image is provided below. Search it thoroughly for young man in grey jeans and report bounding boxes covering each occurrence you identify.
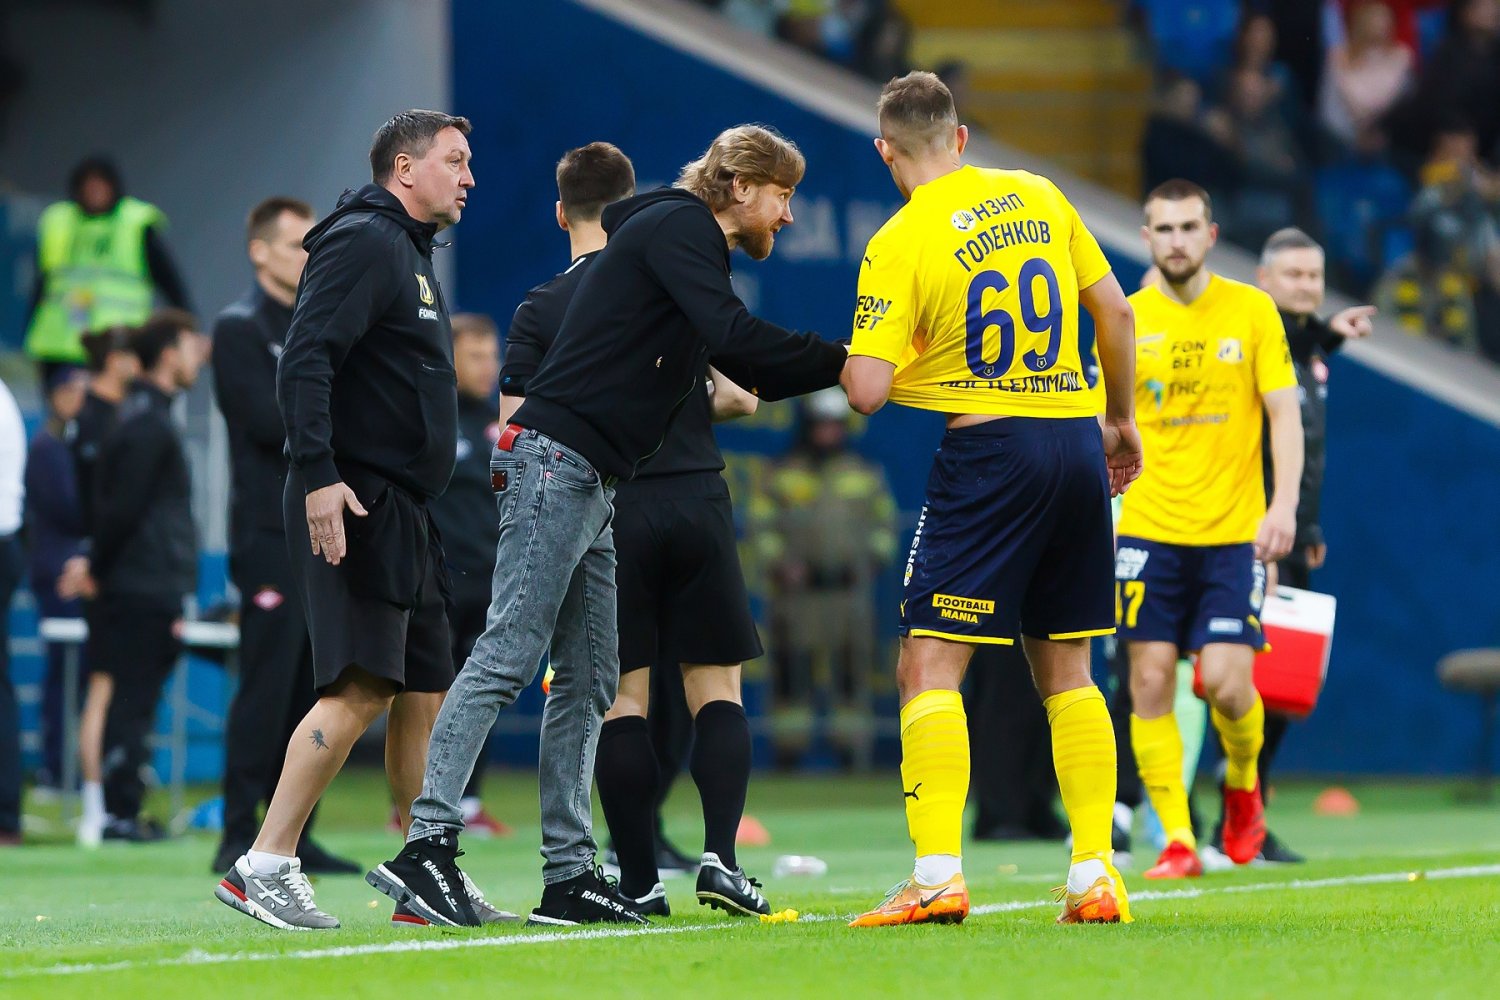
[368,125,850,927]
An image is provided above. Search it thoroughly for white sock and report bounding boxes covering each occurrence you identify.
[246,849,295,875]
[913,854,962,885]
[81,782,104,822]
[1067,858,1110,894]
[1113,801,1134,832]
[460,796,482,822]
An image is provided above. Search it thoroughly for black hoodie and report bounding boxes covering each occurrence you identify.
[515,188,846,479]
[278,184,458,502]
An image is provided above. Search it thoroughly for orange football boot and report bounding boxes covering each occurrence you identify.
[1056,863,1133,924]
[1221,781,1267,864]
[1143,840,1203,879]
[848,874,969,927]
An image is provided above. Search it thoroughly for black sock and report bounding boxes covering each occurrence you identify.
[595,715,660,897]
[689,700,750,870]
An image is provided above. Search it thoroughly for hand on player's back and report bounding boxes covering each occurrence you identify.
[1100,420,1144,497]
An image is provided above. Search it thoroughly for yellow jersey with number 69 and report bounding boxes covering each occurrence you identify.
[850,165,1112,416]
[1117,274,1297,546]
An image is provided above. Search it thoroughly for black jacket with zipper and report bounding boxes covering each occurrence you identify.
[1264,310,1343,549]
[212,282,294,557]
[277,184,458,502]
[515,188,846,479]
[92,380,196,606]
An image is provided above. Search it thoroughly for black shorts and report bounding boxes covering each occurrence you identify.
[86,596,181,682]
[284,467,454,694]
[612,472,763,672]
[900,416,1116,644]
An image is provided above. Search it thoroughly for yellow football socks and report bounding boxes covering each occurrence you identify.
[1044,685,1116,864]
[1213,693,1265,792]
[899,689,969,860]
[1130,712,1196,849]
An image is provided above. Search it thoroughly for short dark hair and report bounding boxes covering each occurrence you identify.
[877,71,959,155]
[68,155,122,202]
[556,143,636,224]
[450,312,498,343]
[247,196,314,244]
[79,324,137,374]
[133,308,198,370]
[1260,227,1322,265]
[1144,179,1213,222]
[369,110,473,184]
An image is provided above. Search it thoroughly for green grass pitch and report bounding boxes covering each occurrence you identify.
[2,772,1497,998]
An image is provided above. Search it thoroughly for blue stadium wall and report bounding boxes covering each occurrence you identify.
[450,0,1500,776]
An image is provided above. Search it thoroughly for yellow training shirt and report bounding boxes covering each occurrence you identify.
[850,165,1111,416]
[1117,274,1297,545]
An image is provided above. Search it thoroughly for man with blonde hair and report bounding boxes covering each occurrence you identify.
[370,125,848,927]
[842,71,1142,926]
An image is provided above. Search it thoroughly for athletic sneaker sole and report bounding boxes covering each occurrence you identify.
[214,879,328,931]
[525,911,582,927]
[697,891,768,917]
[365,864,466,928]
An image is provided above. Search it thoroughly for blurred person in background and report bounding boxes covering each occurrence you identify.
[965,642,1067,844]
[426,311,510,838]
[0,377,25,845]
[69,310,205,844]
[752,387,896,768]
[1385,0,1500,174]
[24,366,89,794]
[1320,0,1413,154]
[211,196,358,876]
[1141,75,1238,203]
[23,157,191,382]
[1199,227,1375,867]
[1377,118,1500,358]
[59,324,140,845]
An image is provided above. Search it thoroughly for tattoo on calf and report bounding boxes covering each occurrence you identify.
[310,729,330,751]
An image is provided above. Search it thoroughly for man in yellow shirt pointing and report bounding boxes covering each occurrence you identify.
[1118,180,1303,880]
[840,70,1142,927]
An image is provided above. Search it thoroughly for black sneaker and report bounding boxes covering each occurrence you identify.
[298,838,362,876]
[627,882,670,917]
[366,833,480,927]
[103,817,168,842]
[527,867,649,927]
[1258,829,1306,864]
[695,852,770,917]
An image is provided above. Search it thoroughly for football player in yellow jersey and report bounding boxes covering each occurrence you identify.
[1118,180,1303,880]
[838,71,1143,927]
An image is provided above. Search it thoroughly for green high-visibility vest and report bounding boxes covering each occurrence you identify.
[24,196,164,363]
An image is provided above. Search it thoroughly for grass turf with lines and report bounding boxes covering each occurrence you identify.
[1,771,1497,998]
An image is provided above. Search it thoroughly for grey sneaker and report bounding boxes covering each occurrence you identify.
[461,870,520,923]
[216,856,340,930]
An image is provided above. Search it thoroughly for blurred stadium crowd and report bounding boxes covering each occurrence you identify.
[1134,0,1500,361]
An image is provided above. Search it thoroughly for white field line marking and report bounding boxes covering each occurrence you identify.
[9,864,1499,978]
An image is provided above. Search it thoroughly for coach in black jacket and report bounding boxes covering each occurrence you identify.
[375,125,849,928]
[210,196,355,875]
[87,311,203,840]
[215,111,485,933]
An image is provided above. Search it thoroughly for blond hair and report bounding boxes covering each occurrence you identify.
[877,71,958,156]
[677,125,805,212]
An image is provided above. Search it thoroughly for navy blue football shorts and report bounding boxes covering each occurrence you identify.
[1113,536,1267,652]
[899,416,1116,646]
